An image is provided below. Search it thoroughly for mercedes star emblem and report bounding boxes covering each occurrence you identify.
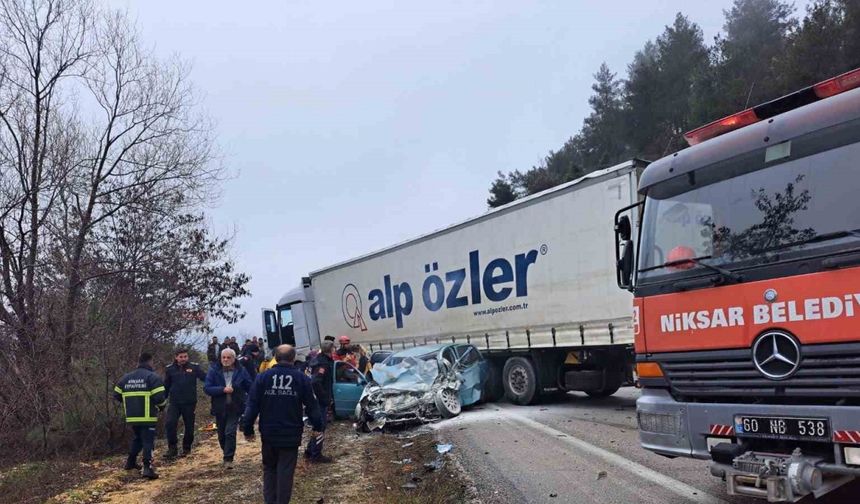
[764,288,778,302]
[752,331,801,380]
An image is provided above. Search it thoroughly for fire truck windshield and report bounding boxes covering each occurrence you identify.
[638,139,860,282]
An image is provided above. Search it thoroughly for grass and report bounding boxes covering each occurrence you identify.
[0,458,116,504]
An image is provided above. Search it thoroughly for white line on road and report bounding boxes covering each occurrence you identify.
[505,410,730,504]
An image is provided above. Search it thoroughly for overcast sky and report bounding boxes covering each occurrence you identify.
[109,0,811,340]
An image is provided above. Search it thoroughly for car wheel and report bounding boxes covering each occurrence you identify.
[435,388,462,418]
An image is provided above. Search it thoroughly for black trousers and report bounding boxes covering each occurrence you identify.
[128,425,156,465]
[304,397,328,459]
[165,402,196,449]
[215,411,239,461]
[262,443,299,504]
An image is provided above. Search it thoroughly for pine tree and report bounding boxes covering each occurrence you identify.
[487,172,518,208]
[838,0,860,68]
[625,14,709,159]
[714,0,797,115]
[576,63,628,168]
[779,0,846,91]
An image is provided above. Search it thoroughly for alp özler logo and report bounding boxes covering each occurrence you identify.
[342,283,367,331]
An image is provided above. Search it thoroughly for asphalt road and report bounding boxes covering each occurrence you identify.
[436,388,860,504]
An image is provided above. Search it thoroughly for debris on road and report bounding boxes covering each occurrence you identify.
[436,443,453,454]
[597,470,607,480]
[424,457,445,472]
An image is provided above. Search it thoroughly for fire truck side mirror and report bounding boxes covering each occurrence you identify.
[614,214,634,290]
[616,215,632,241]
[618,240,634,290]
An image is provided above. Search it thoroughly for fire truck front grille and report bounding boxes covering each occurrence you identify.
[656,342,860,403]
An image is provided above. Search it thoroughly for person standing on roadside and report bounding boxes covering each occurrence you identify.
[243,345,323,504]
[229,337,241,354]
[204,348,252,467]
[113,352,166,479]
[304,341,335,463]
[240,340,262,378]
[163,348,206,459]
[259,352,277,374]
[207,336,221,364]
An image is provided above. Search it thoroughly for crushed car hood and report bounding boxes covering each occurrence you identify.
[356,356,462,431]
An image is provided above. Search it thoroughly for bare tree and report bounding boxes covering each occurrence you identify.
[0,0,248,456]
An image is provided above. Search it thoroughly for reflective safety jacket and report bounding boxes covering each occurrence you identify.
[113,364,167,425]
[259,357,276,374]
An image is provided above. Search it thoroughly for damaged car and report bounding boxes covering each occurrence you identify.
[353,343,489,431]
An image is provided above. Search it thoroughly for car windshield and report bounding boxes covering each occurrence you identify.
[383,352,437,366]
[638,139,860,282]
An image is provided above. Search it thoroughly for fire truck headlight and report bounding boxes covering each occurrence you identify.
[844,446,860,466]
[638,411,681,435]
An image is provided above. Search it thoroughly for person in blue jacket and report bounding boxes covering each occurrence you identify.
[242,344,323,504]
[204,347,253,467]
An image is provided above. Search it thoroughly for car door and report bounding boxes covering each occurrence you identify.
[332,361,367,418]
[454,345,486,406]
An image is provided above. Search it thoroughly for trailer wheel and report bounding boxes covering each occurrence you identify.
[481,361,504,403]
[503,357,539,405]
[585,370,623,398]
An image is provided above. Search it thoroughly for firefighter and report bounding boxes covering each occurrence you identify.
[163,347,206,459]
[242,345,323,504]
[113,352,167,479]
[304,341,334,463]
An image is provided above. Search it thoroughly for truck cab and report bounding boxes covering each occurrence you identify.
[616,67,860,502]
[262,279,321,361]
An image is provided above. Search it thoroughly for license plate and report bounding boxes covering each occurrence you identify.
[734,415,830,442]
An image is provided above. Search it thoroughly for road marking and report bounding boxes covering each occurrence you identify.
[505,410,729,504]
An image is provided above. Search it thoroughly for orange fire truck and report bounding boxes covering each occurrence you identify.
[615,67,860,502]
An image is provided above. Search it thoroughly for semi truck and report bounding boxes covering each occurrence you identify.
[263,159,647,405]
[616,67,860,502]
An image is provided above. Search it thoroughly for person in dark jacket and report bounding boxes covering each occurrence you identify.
[228,337,241,354]
[207,337,221,363]
[163,348,206,459]
[243,345,323,504]
[304,341,335,462]
[240,342,262,378]
[204,348,253,467]
[113,352,166,479]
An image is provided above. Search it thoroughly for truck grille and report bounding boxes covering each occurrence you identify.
[656,342,860,403]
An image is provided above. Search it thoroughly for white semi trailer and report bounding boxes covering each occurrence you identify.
[263,159,646,404]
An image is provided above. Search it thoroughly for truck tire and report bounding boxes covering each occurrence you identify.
[585,369,623,398]
[435,388,462,418]
[481,361,504,403]
[503,357,539,405]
